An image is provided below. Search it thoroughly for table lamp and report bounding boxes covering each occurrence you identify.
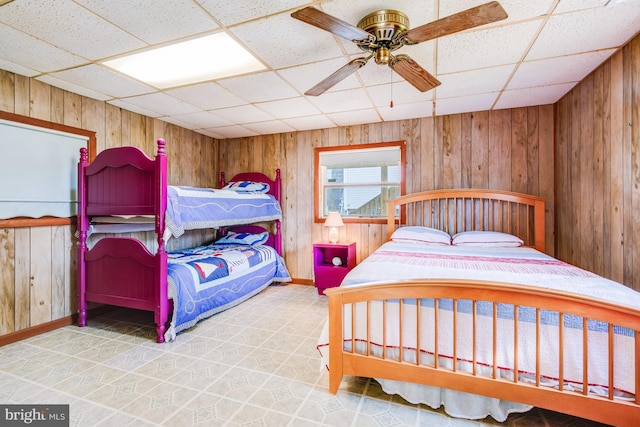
[324,212,344,243]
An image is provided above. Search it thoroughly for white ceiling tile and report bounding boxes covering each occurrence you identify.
[435,92,499,116]
[378,101,434,121]
[553,0,609,13]
[0,58,38,78]
[255,97,321,119]
[197,0,308,26]
[107,99,162,117]
[48,65,155,98]
[436,65,515,99]
[169,111,235,129]
[437,20,542,74]
[527,6,640,60]
[509,50,616,89]
[159,115,197,130]
[242,120,296,135]
[0,23,88,73]
[327,109,381,127]
[0,0,145,60]
[36,75,112,101]
[118,93,201,116]
[74,0,219,44]
[212,105,275,124]
[230,11,345,69]
[282,115,337,131]
[367,81,434,108]
[206,125,259,139]
[307,88,374,114]
[166,83,246,110]
[494,83,575,109]
[218,72,299,102]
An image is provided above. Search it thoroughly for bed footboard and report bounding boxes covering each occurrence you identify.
[78,237,169,343]
[324,279,640,427]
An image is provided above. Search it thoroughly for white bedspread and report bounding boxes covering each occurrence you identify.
[317,241,640,421]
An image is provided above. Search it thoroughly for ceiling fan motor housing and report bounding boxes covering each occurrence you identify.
[357,10,409,41]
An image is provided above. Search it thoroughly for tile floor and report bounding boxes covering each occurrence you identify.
[0,284,611,426]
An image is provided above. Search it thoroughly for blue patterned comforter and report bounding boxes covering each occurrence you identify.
[165,242,290,341]
[165,186,282,238]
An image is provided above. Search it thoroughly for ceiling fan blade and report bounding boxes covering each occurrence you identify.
[291,7,371,41]
[404,1,508,44]
[390,55,441,92]
[305,58,368,96]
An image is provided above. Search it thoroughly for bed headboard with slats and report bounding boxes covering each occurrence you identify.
[387,189,546,252]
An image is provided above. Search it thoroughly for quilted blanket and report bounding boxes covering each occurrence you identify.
[165,242,290,341]
[165,186,282,238]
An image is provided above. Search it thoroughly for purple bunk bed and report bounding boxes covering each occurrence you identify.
[77,138,290,342]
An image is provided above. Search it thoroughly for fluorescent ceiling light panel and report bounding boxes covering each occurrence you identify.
[103,33,266,89]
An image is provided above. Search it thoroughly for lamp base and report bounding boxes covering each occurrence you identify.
[328,227,339,243]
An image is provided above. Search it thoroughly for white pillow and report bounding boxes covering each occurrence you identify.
[391,226,451,245]
[452,231,523,247]
[222,181,270,193]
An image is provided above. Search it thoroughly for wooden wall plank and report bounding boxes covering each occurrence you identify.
[0,228,15,334]
[30,227,52,325]
[0,69,15,112]
[14,228,30,330]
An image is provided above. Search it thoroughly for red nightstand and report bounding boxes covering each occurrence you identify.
[313,242,356,295]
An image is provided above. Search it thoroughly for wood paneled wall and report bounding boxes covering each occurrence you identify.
[219,106,556,282]
[555,34,640,292]
[0,70,217,337]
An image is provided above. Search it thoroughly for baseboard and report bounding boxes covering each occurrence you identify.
[0,306,114,347]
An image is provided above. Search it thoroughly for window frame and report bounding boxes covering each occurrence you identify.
[314,141,406,224]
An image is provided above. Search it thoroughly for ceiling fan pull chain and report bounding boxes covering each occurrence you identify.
[390,67,394,108]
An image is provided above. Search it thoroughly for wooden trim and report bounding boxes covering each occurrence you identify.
[0,110,97,229]
[0,306,115,347]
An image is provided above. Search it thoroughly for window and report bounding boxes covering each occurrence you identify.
[314,141,405,223]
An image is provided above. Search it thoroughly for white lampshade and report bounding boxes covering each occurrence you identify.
[324,212,344,243]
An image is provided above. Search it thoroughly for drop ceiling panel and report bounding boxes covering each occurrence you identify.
[436,65,515,99]
[0,0,145,60]
[307,88,374,114]
[435,92,499,116]
[495,83,575,109]
[48,64,155,98]
[0,23,87,73]
[255,97,321,119]
[509,50,616,90]
[230,12,345,69]
[437,20,542,74]
[116,93,201,117]
[327,109,381,127]
[378,101,434,121]
[212,104,276,124]
[526,5,640,60]
[282,115,337,131]
[217,71,299,103]
[166,83,246,110]
[196,0,308,27]
[73,0,219,44]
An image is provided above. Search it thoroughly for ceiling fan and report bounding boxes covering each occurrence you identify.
[291,1,508,96]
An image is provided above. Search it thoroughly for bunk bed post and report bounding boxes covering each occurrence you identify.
[274,168,283,256]
[155,138,169,343]
[77,147,89,327]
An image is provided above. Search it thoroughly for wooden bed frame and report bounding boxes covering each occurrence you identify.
[324,189,640,426]
[76,138,283,343]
